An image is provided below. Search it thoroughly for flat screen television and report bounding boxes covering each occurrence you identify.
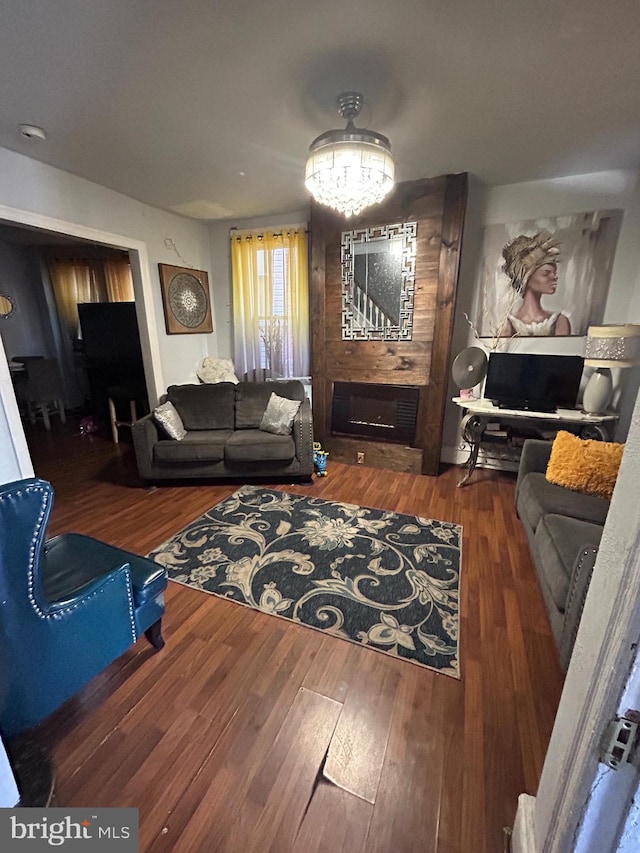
[484,353,584,412]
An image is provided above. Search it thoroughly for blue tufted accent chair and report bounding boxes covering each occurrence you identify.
[0,478,168,738]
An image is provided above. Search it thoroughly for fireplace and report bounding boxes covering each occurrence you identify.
[331,382,419,445]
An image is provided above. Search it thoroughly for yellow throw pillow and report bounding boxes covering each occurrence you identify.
[546,430,624,500]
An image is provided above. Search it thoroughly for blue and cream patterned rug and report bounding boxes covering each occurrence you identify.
[149,486,462,677]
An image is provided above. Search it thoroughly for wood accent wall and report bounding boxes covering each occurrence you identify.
[310,173,468,475]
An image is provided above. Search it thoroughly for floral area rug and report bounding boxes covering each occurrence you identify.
[149,486,462,677]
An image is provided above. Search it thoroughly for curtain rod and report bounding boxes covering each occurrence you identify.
[229,224,308,240]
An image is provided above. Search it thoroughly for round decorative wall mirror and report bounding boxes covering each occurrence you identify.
[0,294,15,318]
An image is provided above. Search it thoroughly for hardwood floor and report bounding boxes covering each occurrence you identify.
[23,418,564,852]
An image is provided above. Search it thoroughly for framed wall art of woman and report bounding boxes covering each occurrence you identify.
[476,209,623,339]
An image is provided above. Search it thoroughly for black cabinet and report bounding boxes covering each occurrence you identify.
[78,303,148,424]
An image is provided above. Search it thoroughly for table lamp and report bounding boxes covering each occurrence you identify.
[583,324,640,413]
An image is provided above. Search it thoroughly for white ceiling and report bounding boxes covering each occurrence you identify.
[2,0,640,223]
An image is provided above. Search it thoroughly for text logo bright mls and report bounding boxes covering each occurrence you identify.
[12,815,96,845]
[1,808,138,850]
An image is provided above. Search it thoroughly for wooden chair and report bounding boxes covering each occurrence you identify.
[24,358,66,430]
[243,368,273,382]
[107,382,147,443]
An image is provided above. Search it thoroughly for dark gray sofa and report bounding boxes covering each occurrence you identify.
[133,380,313,482]
[515,439,610,671]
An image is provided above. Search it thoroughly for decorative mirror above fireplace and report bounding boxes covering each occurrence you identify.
[341,221,417,341]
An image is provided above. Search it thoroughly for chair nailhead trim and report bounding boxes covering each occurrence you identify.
[3,483,137,639]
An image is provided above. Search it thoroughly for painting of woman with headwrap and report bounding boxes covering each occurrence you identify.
[476,210,622,341]
[501,231,569,336]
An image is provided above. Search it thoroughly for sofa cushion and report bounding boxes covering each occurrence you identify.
[534,514,603,611]
[224,429,295,463]
[167,383,236,430]
[517,471,610,533]
[153,430,233,463]
[153,400,186,440]
[260,393,302,435]
[546,430,624,499]
[235,381,305,429]
[196,357,239,385]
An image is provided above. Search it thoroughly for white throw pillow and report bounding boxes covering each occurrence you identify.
[153,401,187,440]
[259,393,302,435]
[197,357,239,384]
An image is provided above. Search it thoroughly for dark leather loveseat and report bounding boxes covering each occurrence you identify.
[132,380,314,483]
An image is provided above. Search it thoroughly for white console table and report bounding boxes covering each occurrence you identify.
[452,397,618,487]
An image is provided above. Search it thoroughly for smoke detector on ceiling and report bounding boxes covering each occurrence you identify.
[18,124,47,141]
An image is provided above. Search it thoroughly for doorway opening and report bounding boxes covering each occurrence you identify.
[0,204,164,480]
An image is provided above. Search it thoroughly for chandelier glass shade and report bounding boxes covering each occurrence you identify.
[305,92,395,218]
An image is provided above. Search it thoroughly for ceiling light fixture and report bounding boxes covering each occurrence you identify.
[18,124,47,142]
[305,92,395,218]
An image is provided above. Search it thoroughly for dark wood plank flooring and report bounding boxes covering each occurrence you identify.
[22,418,564,852]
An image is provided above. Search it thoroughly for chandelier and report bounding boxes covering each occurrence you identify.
[305,92,395,217]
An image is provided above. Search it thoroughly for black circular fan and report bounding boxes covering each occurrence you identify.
[451,347,488,390]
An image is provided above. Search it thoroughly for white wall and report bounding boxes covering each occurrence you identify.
[0,736,19,808]
[0,147,217,390]
[0,333,33,483]
[476,169,640,327]
[572,654,640,850]
[443,169,640,459]
[531,365,640,851]
[0,243,55,360]
[0,396,22,482]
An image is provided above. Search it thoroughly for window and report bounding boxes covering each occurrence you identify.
[231,228,309,379]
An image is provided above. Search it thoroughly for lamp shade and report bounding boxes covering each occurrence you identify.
[584,324,640,368]
[305,92,395,218]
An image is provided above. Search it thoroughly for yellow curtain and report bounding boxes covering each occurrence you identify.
[48,256,134,338]
[104,257,135,302]
[48,259,106,338]
[231,228,309,379]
